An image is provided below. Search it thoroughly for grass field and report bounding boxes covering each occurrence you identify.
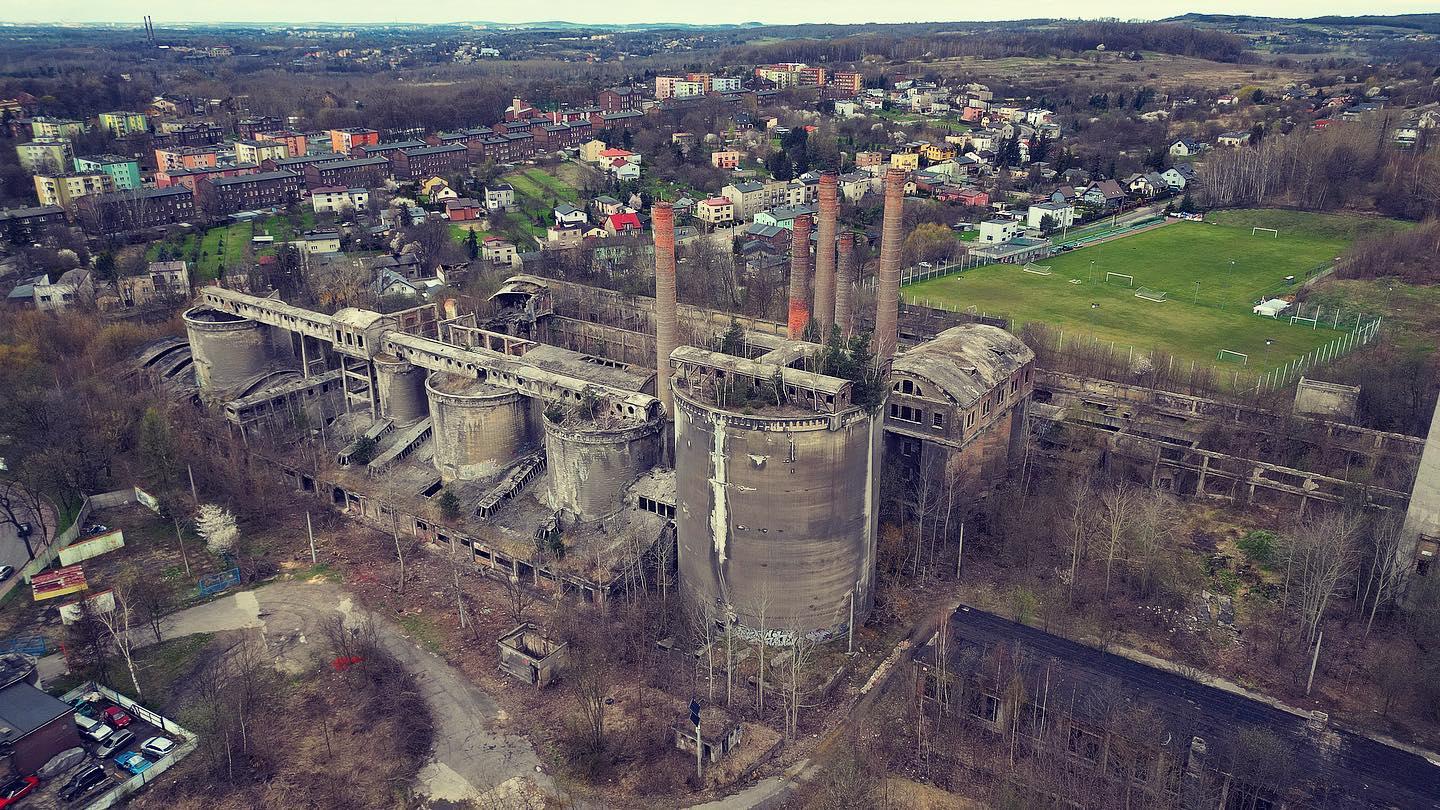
[490,165,584,242]
[904,210,1402,370]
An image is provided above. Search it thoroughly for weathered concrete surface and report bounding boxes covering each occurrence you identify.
[426,372,528,482]
[184,307,270,390]
[545,417,663,521]
[375,354,430,424]
[674,392,882,639]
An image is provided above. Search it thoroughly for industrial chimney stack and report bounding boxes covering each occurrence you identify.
[813,173,839,336]
[874,168,906,366]
[787,214,813,340]
[835,233,856,338]
[653,203,678,421]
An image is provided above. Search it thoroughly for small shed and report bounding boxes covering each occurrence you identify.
[672,706,744,764]
[497,623,567,688]
[1253,298,1290,318]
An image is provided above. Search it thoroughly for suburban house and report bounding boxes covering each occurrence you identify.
[481,237,520,267]
[1026,201,1075,230]
[1216,131,1252,147]
[605,211,643,237]
[553,204,588,227]
[1124,172,1167,197]
[446,198,484,222]
[592,195,625,217]
[710,149,742,170]
[1168,138,1206,157]
[696,197,734,225]
[1160,165,1194,191]
[1081,179,1126,208]
[485,184,515,211]
[610,160,641,181]
[311,186,369,214]
[978,218,1022,244]
[546,223,585,250]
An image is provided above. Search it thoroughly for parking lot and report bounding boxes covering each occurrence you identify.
[24,689,178,809]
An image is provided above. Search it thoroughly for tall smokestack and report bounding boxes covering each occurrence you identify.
[875,168,906,366]
[653,203,677,420]
[813,172,838,336]
[835,233,856,338]
[787,214,813,340]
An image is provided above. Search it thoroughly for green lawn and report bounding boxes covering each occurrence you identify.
[904,210,1398,370]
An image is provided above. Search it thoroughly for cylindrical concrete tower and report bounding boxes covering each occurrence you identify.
[875,167,907,365]
[673,388,883,641]
[836,233,856,338]
[787,214,812,340]
[183,306,270,391]
[425,373,526,482]
[544,416,663,522]
[374,353,429,425]
[813,172,839,335]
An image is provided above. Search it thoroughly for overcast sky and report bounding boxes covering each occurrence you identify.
[2,0,1434,26]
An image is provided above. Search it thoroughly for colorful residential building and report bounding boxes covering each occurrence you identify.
[256,130,308,159]
[97,111,149,137]
[72,155,141,191]
[155,145,222,172]
[696,197,734,225]
[16,139,73,175]
[33,171,114,213]
[329,127,380,154]
[832,71,864,95]
[710,150,742,170]
[30,117,87,140]
[233,139,291,166]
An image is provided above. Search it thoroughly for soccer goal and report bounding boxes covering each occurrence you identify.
[1135,287,1168,302]
[1217,349,1249,365]
[1252,227,1279,238]
[1105,272,1134,287]
[1022,263,1053,276]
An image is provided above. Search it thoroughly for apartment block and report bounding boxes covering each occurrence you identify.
[97,111,149,137]
[16,139,73,174]
[72,155,142,191]
[34,171,114,214]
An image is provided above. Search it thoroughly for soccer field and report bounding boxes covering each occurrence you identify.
[902,211,1398,369]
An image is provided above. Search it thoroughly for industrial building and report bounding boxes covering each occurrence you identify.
[146,168,1032,641]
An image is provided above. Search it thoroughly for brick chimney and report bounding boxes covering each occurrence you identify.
[874,167,906,366]
[653,202,677,420]
[813,172,839,336]
[835,233,856,338]
[787,213,813,340]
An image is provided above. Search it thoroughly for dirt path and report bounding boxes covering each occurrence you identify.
[142,580,555,807]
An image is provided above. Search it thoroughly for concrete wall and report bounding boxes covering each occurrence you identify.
[1294,377,1360,421]
[544,417,663,522]
[1401,397,1440,576]
[674,390,882,641]
[426,373,528,482]
[183,307,270,391]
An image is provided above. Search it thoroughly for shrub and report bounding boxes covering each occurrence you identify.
[1237,530,1277,564]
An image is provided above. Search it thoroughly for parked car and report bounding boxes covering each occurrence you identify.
[58,764,107,802]
[79,718,113,745]
[918,261,933,268]
[139,736,175,759]
[102,706,132,728]
[0,566,13,583]
[0,775,38,807]
[113,751,152,775]
[95,729,133,758]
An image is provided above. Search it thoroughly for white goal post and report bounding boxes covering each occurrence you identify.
[1252,227,1279,238]
[1135,287,1168,302]
[1217,349,1249,365]
[1022,263,1053,275]
[1105,272,1134,287]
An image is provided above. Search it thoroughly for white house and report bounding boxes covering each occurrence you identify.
[553,204,588,227]
[1027,202,1075,231]
[978,218,1022,244]
[485,183,515,211]
[1160,167,1189,191]
[1168,139,1205,158]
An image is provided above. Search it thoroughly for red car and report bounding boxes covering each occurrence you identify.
[103,706,132,728]
[0,775,38,807]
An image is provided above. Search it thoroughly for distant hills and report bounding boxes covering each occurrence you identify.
[1167,12,1440,34]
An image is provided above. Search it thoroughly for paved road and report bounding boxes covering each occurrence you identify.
[127,581,555,808]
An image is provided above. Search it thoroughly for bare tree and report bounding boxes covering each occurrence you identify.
[1284,511,1362,645]
[1098,484,1139,596]
[95,587,143,699]
[1129,489,1180,599]
[1063,472,1095,602]
[1357,511,1407,635]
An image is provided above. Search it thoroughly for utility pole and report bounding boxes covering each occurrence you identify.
[690,698,703,782]
[306,511,317,564]
[847,588,855,654]
[1306,631,1323,696]
[187,464,198,504]
[956,522,965,579]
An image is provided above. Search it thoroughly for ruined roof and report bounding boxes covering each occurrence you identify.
[332,307,385,330]
[919,605,1440,809]
[520,344,653,393]
[892,324,1033,408]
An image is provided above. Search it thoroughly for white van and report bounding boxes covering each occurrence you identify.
[75,715,113,744]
